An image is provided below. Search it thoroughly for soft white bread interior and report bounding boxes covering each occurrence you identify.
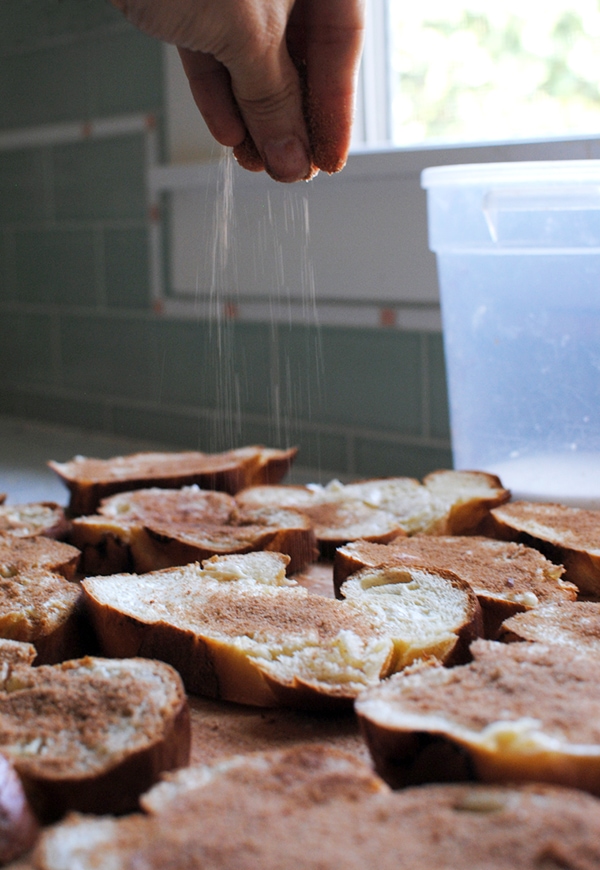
[500,600,600,652]
[81,552,394,710]
[356,638,600,794]
[0,504,69,542]
[339,564,483,668]
[237,469,510,555]
[0,655,189,821]
[70,486,318,576]
[24,746,600,870]
[489,500,600,597]
[335,536,576,638]
[0,753,39,865]
[49,446,298,515]
[0,536,80,582]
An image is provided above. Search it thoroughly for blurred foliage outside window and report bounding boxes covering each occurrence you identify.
[388,0,600,145]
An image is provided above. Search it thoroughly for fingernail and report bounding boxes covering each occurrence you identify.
[263,136,311,182]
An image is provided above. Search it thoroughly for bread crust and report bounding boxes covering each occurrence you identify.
[49,446,298,516]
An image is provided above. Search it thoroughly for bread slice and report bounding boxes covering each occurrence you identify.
[70,486,318,575]
[49,445,298,515]
[489,500,600,597]
[0,503,69,542]
[501,600,600,653]
[0,535,80,581]
[0,655,189,821]
[237,470,510,556]
[0,568,83,664]
[339,564,483,668]
[81,552,394,711]
[356,638,600,794]
[335,537,577,638]
[25,746,600,870]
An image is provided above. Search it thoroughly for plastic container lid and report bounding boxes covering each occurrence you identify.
[422,159,600,189]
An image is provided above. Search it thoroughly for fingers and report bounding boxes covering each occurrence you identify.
[177,48,247,148]
[302,0,365,174]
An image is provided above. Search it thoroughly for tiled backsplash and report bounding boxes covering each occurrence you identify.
[0,0,451,482]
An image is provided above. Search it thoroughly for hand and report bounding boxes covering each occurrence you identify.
[110,0,365,182]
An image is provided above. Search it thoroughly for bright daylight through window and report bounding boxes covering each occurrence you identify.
[386,0,600,146]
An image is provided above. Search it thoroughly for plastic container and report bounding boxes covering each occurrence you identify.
[421,159,600,508]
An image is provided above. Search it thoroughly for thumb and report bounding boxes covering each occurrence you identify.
[228,45,314,182]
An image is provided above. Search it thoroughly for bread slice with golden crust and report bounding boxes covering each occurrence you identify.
[489,500,600,597]
[0,504,69,542]
[0,568,83,665]
[49,446,298,516]
[0,536,80,582]
[335,536,577,638]
[236,470,510,556]
[0,655,189,822]
[500,600,600,652]
[24,745,600,870]
[70,486,318,576]
[81,552,484,710]
[356,638,600,795]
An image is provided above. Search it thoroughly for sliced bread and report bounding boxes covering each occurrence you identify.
[0,504,69,542]
[489,500,600,597]
[24,745,600,870]
[356,638,600,794]
[0,655,189,821]
[70,486,318,575]
[0,536,80,582]
[49,445,298,515]
[335,536,577,638]
[500,599,600,652]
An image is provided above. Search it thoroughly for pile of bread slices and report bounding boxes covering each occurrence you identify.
[1,444,600,868]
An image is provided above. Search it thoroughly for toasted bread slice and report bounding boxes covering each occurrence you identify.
[0,639,37,668]
[27,746,600,870]
[49,446,298,515]
[0,655,189,821]
[0,568,83,664]
[489,500,600,597]
[0,503,69,541]
[81,552,394,711]
[500,600,600,653]
[335,537,577,638]
[237,470,510,556]
[356,638,600,794]
[70,486,318,576]
[0,535,80,581]
[339,564,483,668]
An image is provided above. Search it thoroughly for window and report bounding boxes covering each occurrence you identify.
[355,0,600,149]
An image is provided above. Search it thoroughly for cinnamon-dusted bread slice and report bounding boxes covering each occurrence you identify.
[356,638,600,794]
[70,486,318,576]
[0,568,83,665]
[489,500,600,597]
[500,600,600,653]
[81,552,394,711]
[335,537,577,638]
[0,504,69,542]
[237,470,510,556]
[25,747,600,870]
[49,445,297,515]
[339,565,483,668]
[0,655,189,822]
[0,639,37,668]
[0,536,80,582]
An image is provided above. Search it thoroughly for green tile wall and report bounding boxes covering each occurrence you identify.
[0,0,451,481]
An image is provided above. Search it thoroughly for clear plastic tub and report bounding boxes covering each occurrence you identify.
[422,160,600,507]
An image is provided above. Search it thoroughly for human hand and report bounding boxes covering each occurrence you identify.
[110,0,365,182]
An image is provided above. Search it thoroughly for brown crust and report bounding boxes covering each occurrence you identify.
[49,446,298,516]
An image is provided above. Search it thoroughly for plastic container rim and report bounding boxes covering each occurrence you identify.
[421,159,600,189]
